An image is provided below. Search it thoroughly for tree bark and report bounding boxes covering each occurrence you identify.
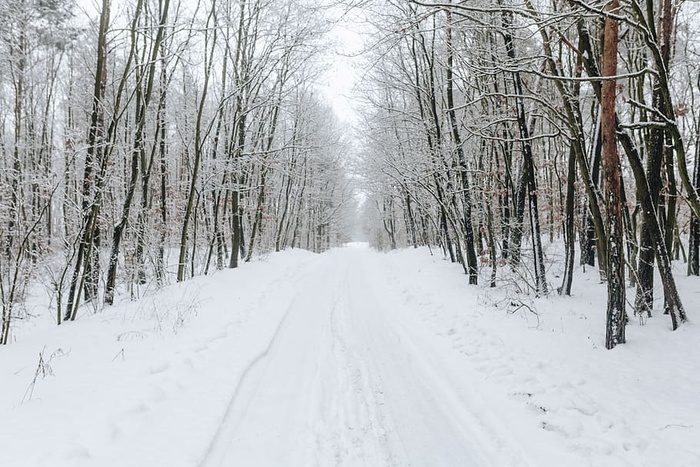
[560,145,576,296]
[65,0,111,320]
[499,4,547,295]
[602,0,626,349]
[177,0,217,282]
[689,121,700,275]
[446,7,478,284]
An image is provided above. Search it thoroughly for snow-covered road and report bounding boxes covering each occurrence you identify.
[3,245,699,467]
[200,248,491,466]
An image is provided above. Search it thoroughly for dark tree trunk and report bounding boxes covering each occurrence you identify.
[65,0,111,321]
[509,164,527,268]
[582,118,602,268]
[446,8,477,284]
[229,189,241,269]
[177,1,217,282]
[500,136,513,261]
[560,145,576,296]
[619,124,686,330]
[500,5,547,294]
[636,0,674,315]
[689,127,700,275]
[636,109,663,316]
[405,190,418,248]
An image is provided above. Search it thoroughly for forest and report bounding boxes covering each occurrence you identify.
[1,0,699,350]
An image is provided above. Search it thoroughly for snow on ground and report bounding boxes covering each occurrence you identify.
[377,246,700,467]
[0,244,698,466]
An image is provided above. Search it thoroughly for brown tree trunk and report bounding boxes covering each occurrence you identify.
[602,0,626,349]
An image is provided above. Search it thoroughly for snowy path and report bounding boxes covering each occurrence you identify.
[197,249,536,467]
[199,249,495,466]
[3,245,699,467]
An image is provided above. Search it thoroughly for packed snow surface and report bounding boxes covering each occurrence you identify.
[1,244,699,466]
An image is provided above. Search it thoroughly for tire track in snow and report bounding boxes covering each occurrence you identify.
[195,256,323,467]
[310,263,405,466]
[198,248,519,466]
[197,293,300,467]
[342,254,486,466]
[198,255,346,466]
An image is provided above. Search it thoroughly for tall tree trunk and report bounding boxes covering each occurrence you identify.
[583,117,602,268]
[65,0,111,320]
[156,64,168,286]
[177,1,217,282]
[499,4,547,294]
[405,190,418,248]
[689,118,700,275]
[636,103,664,315]
[229,191,241,268]
[635,0,674,315]
[560,145,576,295]
[602,0,626,349]
[577,13,688,330]
[105,0,156,305]
[446,7,478,284]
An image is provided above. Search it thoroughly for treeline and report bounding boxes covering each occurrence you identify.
[358,0,699,348]
[0,0,353,344]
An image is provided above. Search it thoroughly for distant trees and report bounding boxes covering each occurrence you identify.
[0,0,79,341]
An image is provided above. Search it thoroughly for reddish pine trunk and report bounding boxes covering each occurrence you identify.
[602,0,626,349]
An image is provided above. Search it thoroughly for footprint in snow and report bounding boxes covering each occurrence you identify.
[149,361,170,374]
[127,401,150,415]
[146,385,167,405]
[191,343,209,353]
[59,443,92,461]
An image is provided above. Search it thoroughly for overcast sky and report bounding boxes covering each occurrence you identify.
[319,20,364,125]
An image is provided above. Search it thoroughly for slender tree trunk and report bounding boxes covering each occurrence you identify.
[446,7,477,284]
[156,69,168,286]
[583,118,602,268]
[636,99,664,315]
[65,0,111,320]
[689,119,700,275]
[177,1,217,282]
[560,145,576,295]
[229,190,241,268]
[405,190,418,248]
[486,201,497,288]
[499,4,547,294]
[104,0,150,304]
[602,0,626,349]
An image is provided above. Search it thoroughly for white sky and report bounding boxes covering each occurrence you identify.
[318,22,364,125]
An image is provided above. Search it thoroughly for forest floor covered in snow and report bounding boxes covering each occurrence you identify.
[1,244,698,466]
